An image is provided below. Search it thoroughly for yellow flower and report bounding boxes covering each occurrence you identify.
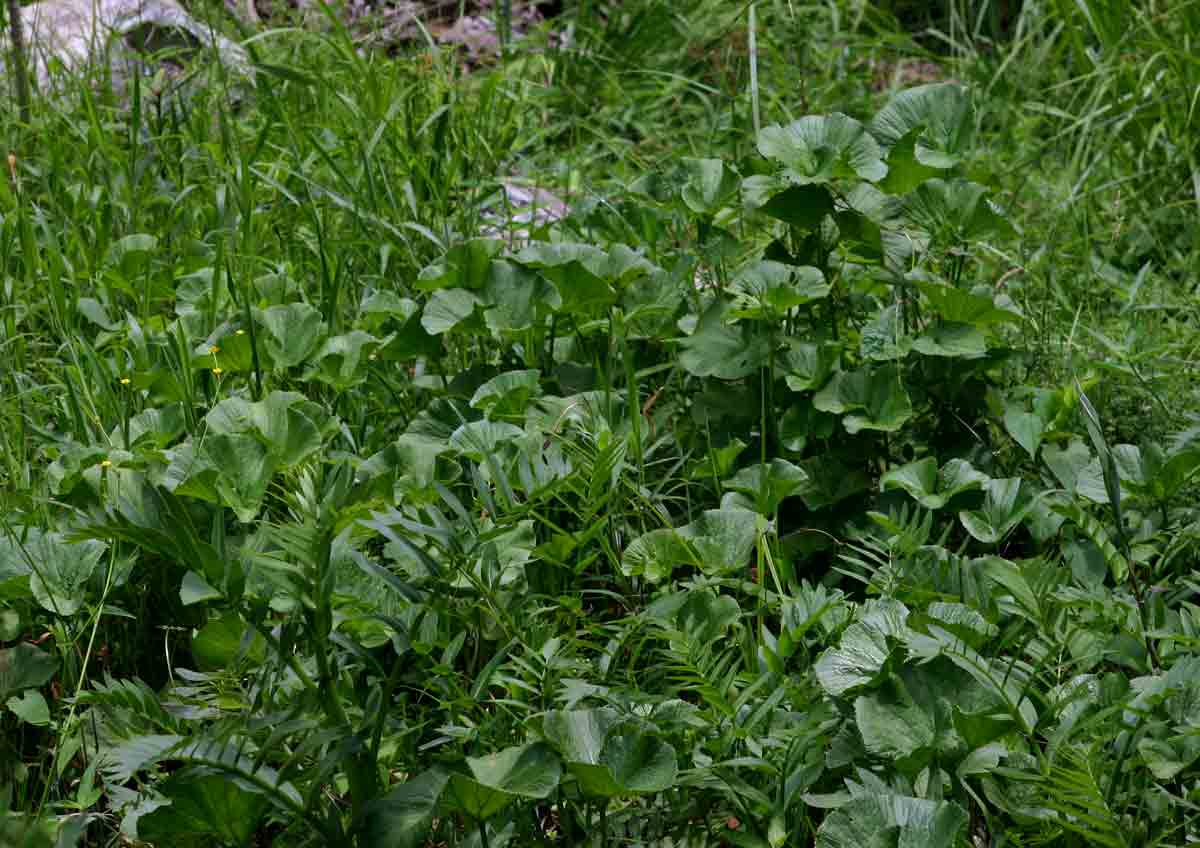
[212,367,223,376]
[100,459,112,468]
[120,377,131,385]
[209,345,220,354]
[235,329,245,336]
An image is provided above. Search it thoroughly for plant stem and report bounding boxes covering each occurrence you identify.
[4,0,31,126]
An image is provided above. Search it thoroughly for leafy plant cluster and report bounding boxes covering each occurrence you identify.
[3,3,1200,847]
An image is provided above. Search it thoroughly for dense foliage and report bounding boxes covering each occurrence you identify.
[2,1,1199,845]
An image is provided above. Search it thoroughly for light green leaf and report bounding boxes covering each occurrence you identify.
[448,420,524,461]
[724,459,810,515]
[911,322,987,358]
[914,280,1023,325]
[758,114,887,184]
[416,239,503,291]
[880,457,986,510]
[730,261,829,319]
[544,708,620,765]
[603,726,678,794]
[448,743,561,821]
[6,690,50,726]
[19,531,108,617]
[470,370,543,418]
[253,303,326,370]
[303,330,385,389]
[680,157,739,214]
[422,288,483,335]
[854,680,935,760]
[958,478,1036,544]
[815,621,892,697]
[782,340,839,392]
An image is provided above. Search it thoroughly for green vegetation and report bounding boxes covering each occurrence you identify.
[2,0,1199,844]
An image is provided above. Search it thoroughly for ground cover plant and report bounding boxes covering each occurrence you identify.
[2,0,1200,845]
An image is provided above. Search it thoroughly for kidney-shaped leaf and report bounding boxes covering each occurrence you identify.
[758,114,887,184]
[814,365,913,434]
[880,457,986,510]
[448,743,561,821]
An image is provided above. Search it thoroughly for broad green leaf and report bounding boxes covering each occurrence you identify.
[6,690,50,725]
[8,530,108,617]
[871,83,973,167]
[911,322,986,358]
[679,300,773,380]
[544,708,620,765]
[201,432,275,523]
[359,769,450,848]
[620,529,698,582]
[416,238,503,291]
[180,571,222,606]
[514,242,658,285]
[814,621,892,697]
[206,392,328,468]
[448,420,524,461]
[880,457,986,509]
[782,340,839,392]
[483,260,560,334]
[746,182,836,229]
[677,508,759,576]
[675,590,742,643]
[905,179,1013,245]
[814,365,913,434]
[448,743,561,820]
[192,611,263,672]
[422,288,483,335]
[724,459,809,515]
[253,303,326,370]
[871,83,973,193]
[0,643,58,699]
[603,726,678,794]
[958,478,1036,544]
[1044,439,1093,495]
[730,261,829,319]
[106,233,158,270]
[854,679,936,760]
[914,279,1022,325]
[860,305,910,361]
[680,157,739,214]
[1004,406,1048,459]
[758,114,887,184]
[622,508,757,581]
[303,330,385,389]
[137,767,270,845]
[470,370,543,418]
[796,456,870,510]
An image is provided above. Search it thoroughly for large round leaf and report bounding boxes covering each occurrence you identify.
[757,114,887,185]
[446,743,562,821]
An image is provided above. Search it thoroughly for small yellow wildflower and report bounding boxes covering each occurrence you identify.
[212,367,223,376]
[209,345,220,354]
[100,460,112,468]
[120,377,131,386]
[235,329,245,336]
